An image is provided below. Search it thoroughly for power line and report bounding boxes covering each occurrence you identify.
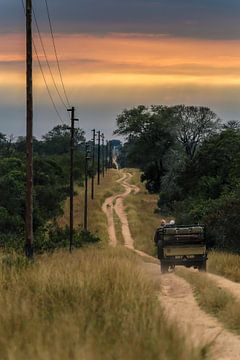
[32,7,68,110]
[33,41,65,124]
[20,0,65,124]
[43,0,71,108]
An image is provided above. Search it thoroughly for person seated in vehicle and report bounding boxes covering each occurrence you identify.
[154,219,166,258]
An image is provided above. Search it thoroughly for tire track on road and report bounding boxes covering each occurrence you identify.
[101,172,127,247]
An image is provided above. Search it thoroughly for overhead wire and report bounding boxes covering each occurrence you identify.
[43,0,71,108]
[20,0,65,124]
[32,7,68,110]
[33,42,65,124]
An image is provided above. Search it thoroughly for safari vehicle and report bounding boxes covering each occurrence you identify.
[154,225,207,273]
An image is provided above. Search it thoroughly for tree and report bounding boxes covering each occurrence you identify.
[223,120,240,130]
[173,105,220,160]
[0,133,7,147]
[42,125,85,155]
[14,136,42,154]
[0,133,15,156]
[114,105,176,192]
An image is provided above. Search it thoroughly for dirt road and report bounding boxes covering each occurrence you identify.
[102,169,240,360]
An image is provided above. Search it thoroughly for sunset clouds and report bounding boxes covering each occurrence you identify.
[1,0,240,137]
[3,33,240,85]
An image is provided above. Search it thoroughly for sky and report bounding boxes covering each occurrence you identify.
[1,0,240,139]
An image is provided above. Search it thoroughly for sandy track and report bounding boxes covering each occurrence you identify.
[160,272,240,360]
[102,169,240,359]
[101,172,127,247]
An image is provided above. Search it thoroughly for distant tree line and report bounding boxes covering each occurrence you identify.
[115,105,240,252]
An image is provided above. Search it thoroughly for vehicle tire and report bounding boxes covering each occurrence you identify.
[160,262,169,274]
[199,261,207,272]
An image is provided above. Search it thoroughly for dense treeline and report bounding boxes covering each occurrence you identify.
[0,125,99,252]
[116,105,240,251]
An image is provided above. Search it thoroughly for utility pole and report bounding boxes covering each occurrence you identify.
[107,141,110,169]
[105,140,108,173]
[101,133,105,178]
[97,131,101,185]
[84,143,91,231]
[91,129,96,200]
[67,107,78,252]
[25,0,33,258]
[109,141,113,168]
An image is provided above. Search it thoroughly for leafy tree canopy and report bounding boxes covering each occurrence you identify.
[115,104,220,192]
[42,125,85,155]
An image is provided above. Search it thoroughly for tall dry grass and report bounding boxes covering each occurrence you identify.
[208,251,240,282]
[0,248,207,360]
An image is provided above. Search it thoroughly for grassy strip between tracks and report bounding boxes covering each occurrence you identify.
[208,251,240,283]
[0,247,208,360]
[113,208,125,245]
[124,169,164,256]
[177,268,240,335]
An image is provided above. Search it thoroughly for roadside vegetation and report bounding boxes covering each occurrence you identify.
[177,268,240,335]
[59,169,122,243]
[208,251,240,282]
[125,169,163,255]
[0,247,208,360]
[0,125,116,252]
[116,105,240,253]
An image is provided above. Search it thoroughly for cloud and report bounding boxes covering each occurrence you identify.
[1,2,240,137]
[1,0,240,39]
[3,33,240,90]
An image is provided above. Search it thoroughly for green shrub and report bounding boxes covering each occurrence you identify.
[0,224,100,254]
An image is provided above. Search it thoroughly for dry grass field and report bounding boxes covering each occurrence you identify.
[0,169,211,360]
[7,167,240,359]
[0,248,207,360]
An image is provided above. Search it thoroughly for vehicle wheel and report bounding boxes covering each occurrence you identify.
[160,262,169,274]
[199,261,207,272]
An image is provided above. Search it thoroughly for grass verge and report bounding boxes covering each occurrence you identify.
[125,169,165,256]
[208,251,240,283]
[59,169,122,243]
[0,248,207,360]
[177,268,240,335]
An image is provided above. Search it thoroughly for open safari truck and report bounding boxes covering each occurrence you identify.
[154,225,207,273]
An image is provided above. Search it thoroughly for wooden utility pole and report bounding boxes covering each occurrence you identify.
[84,143,90,231]
[67,107,77,252]
[109,141,113,168]
[97,131,101,185]
[91,129,96,200]
[105,140,108,172]
[101,133,105,178]
[25,0,33,258]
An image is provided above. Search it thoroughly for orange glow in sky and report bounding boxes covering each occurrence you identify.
[2,33,240,89]
[2,31,240,138]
